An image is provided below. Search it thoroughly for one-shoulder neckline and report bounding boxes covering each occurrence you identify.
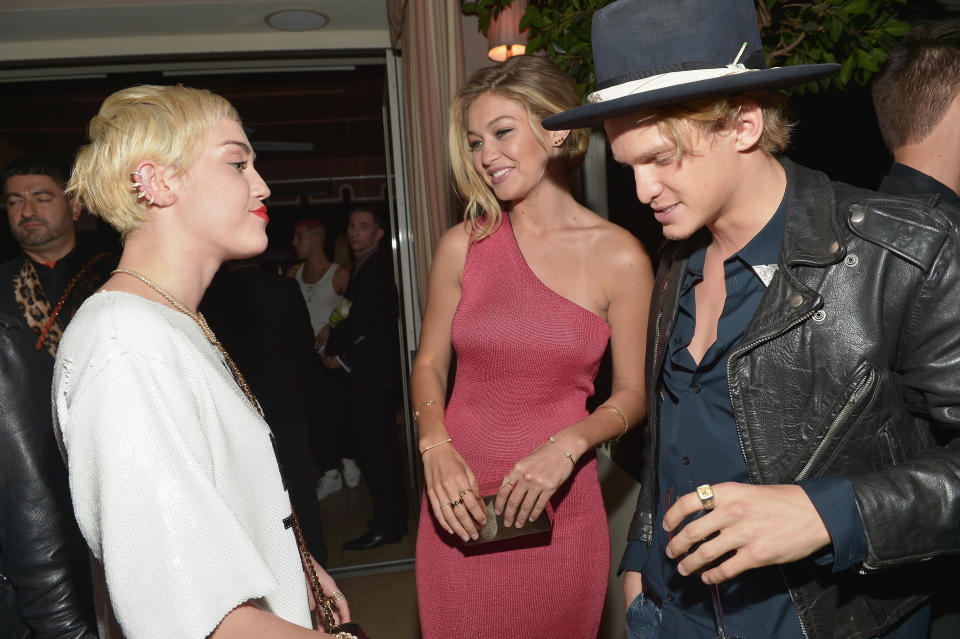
[503,213,610,330]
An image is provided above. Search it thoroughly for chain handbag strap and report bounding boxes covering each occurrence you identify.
[288,506,341,633]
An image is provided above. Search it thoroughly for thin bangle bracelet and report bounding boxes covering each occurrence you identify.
[414,399,443,423]
[599,403,629,438]
[420,437,452,456]
[548,435,577,468]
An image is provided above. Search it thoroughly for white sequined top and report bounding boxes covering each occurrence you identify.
[53,291,311,639]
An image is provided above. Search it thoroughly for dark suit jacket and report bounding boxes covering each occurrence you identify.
[878,162,960,208]
[199,265,315,430]
[324,248,400,390]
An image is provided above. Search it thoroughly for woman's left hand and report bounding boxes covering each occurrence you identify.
[306,554,351,624]
[494,439,577,528]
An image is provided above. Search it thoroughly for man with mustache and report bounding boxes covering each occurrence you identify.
[1,156,115,358]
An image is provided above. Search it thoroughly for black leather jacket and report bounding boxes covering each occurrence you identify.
[0,313,98,638]
[628,159,960,639]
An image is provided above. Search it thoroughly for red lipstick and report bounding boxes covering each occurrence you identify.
[251,205,269,222]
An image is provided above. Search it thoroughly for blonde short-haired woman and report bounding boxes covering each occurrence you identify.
[55,85,351,639]
[412,56,654,637]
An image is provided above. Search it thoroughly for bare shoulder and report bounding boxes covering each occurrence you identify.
[432,221,473,273]
[576,210,651,273]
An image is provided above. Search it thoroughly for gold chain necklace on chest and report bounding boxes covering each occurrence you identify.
[111,268,262,416]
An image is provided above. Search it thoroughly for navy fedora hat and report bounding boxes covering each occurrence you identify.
[542,0,839,130]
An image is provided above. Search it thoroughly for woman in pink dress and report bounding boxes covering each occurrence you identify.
[412,56,654,637]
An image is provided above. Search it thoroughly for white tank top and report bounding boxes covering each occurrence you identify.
[294,263,341,335]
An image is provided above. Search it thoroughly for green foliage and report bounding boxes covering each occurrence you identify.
[460,0,912,97]
[760,0,910,94]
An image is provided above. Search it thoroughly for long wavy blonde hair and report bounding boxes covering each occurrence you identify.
[449,56,589,241]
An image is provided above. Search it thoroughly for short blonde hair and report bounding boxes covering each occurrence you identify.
[449,56,589,241]
[67,84,240,237]
[636,91,791,160]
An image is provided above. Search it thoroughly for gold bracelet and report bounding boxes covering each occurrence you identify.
[414,399,443,423]
[420,437,452,456]
[599,403,629,438]
[548,435,577,468]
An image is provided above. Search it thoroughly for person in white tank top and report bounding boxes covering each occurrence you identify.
[288,219,349,350]
[287,218,360,498]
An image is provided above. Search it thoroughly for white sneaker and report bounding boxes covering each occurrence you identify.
[342,458,361,488]
[316,469,343,500]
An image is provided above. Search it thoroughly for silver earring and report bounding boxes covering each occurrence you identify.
[137,190,146,199]
[130,171,142,178]
[130,183,142,190]
[147,193,154,205]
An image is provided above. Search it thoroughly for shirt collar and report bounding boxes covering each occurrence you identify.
[888,162,960,208]
[686,192,787,282]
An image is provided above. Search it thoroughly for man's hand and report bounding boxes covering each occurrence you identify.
[662,482,831,585]
[322,355,341,369]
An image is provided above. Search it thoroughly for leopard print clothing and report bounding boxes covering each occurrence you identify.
[12,253,111,357]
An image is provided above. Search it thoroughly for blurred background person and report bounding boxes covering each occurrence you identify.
[873,18,960,207]
[410,55,651,638]
[201,258,329,565]
[1,155,116,358]
[872,18,960,639]
[323,204,407,550]
[1,155,113,638]
[56,84,349,638]
[286,217,360,500]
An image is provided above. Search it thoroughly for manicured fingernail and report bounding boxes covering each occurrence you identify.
[495,509,503,516]
[515,520,524,529]
[471,533,478,540]
[504,519,512,526]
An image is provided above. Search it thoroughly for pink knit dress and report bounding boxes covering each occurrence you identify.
[416,214,611,638]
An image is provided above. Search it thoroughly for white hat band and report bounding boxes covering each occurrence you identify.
[587,64,758,104]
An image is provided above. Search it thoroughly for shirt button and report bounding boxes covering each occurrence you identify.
[681,456,690,465]
[665,593,676,603]
[690,384,701,393]
[673,336,682,344]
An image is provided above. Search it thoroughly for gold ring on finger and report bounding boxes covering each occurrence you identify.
[697,484,715,511]
[502,479,513,487]
[458,489,470,498]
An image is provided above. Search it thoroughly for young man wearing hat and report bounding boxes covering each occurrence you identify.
[544,1,960,638]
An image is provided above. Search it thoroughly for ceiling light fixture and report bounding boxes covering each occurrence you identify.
[265,9,330,32]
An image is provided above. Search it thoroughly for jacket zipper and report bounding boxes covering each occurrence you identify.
[726,305,818,639]
[726,306,819,479]
[781,566,811,639]
[794,367,876,482]
[644,309,664,546]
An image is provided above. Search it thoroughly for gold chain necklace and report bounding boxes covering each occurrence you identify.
[111,268,261,416]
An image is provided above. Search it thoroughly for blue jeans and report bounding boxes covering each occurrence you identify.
[626,592,663,639]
